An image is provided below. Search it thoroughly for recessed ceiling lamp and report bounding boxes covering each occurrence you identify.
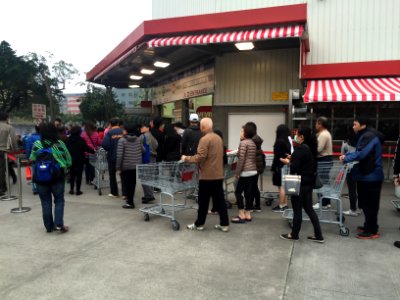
[129,74,143,80]
[129,84,140,88]
[140,68,155,75]
[154,61,170,68]
[235,42,254,51]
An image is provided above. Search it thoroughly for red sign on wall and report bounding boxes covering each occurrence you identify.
[32,104,46,119]
[196,106,212,118]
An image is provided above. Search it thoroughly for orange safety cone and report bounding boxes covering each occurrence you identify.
[26,166,32,181]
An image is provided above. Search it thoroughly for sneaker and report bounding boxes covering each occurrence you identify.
[186,223,204,231]
[108,194,119,198]
[69,190,74,195]
[55,225,69,233]
[356,226,365,233]
[343,209,359,216]
[280,233,299,241]
[122,204,135,209]
[394,241,400,248]
[76,191,83,196]
[307,236,325,243]
[214,225,229,232]
[253,207,262,213]
[313,203,331,209]
[272,205,288,213]
[356,232,380,239]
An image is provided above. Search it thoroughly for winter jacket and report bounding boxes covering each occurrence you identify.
[164,133,181,161]
[253,135,266,174]
[25,133,41,159]
[182,125,202,155]
[290,143,316,187]
[81,131,101,154]
[116,135,143,171]
[236,138,257,177]
[344,127,384,182]
[271,139,291,172]
[66,134,95,163]
[102,126,124,162]
[0,121,17,151]
[151,128,165,162]
[140,132,158,157]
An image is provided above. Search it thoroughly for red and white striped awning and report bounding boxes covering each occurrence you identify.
[147,25,304,48]
[304,77,400,103]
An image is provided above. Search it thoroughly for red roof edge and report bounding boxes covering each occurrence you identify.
[86,3,307,82]
[301,60,400,80]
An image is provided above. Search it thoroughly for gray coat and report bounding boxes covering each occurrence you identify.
[0,121,18,152]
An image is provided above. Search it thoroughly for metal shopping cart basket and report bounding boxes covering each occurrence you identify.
[224,153,238,208]
[89,148,109,196]
[136,161,198,231]
[282,161,353,236]
[260,153,280,206]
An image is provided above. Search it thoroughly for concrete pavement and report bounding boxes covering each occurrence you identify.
[1,171,400,300]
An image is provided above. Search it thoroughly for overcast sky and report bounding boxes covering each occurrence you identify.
[0,0,152,93]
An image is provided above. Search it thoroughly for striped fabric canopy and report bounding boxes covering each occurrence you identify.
[303,77,400,103]
[147,25,304,48]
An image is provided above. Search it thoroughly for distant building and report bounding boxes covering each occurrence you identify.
[113,88,151,115]
[64,93,84,115]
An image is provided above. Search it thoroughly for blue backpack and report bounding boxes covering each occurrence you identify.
[142,134,151,164]
[33,142,62,184]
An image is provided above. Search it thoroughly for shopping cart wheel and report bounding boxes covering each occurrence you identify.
[226,201,232,209]
[171,220,180,231]
[339,227,349,236]
[144,213,150,222]
[265,198,274,206]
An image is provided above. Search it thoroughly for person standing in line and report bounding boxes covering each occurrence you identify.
[182,113,202,156]
[150,117,165,163]
[163,123,182,162]
[81,122,101,185]
[393,134,400,248]
[341,130,360,217]
[26,125,41,194]
[102,118,124,197]
[339,116,384,239]
[66,126,95,195]
[116,124,143,209]
[140,122,158,203]
[280,127,324,243]
[30,123,72,233]
[271,124,292,213]
[313,116,333,209]
[231,123,258,224]
[182,118,230,232]
[0,112,18,196]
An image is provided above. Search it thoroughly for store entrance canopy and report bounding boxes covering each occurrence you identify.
[304,77,400,102]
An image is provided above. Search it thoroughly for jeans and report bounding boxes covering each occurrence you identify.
[291,185,323,239]
[121,169,137,206]
[357,181,382,234]
[108,160,119,196]
[36,180,66,232]
[317,156,333,206]
[195,179,229,227]
[235,175,258,211]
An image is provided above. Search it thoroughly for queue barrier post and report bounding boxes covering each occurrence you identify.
[10,154,31,213]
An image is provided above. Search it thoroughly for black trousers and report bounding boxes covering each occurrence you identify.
[108,161,119,196]
[253,173,261,209]
[317,156,333,206]
[235,175,258,210]
[195,179,229,227]
[121,169,136,206]
[291,185,323,240]
[70,161,85,192]
[357,181,382,234]
[347,173,358,211]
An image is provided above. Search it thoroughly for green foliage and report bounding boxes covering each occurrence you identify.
[79,85,124,126]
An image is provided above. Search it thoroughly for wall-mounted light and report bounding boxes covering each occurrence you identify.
[140,68,155,75]
[235,42,254,51]
[130,74,143,80]
[129,84,140,88]
[154,61,170,68]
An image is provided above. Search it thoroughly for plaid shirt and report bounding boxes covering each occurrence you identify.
[29,139,72,169]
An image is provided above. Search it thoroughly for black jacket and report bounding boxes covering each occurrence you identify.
[151,128,165,162]
[290,143,316,187]
[182,125,202,155]
[66,134,94,163]
[271,139,291,172]
[164,133,181,161]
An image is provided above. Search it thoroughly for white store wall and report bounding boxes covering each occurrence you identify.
[152,0,400,65]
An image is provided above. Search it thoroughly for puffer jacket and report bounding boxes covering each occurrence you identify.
[235,138,257,177]
[116,135,143,171]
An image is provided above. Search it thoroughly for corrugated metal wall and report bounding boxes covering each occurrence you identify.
[307,0,400,64]
[214,48,301,105]
[152,0,304,19]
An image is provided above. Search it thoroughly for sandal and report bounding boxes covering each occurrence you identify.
[231,216,246,224]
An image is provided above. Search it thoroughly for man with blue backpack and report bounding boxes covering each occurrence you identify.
[140,122,158,203]
[30,123,72,233]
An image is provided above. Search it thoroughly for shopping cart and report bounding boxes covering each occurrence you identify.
[89,148,109,196]
[224,153,238,208]
[260,153,279,206]
[282,161,352,236]
[136,161,198,231]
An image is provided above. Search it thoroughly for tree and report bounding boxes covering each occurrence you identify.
[0,41,37,113]
[79,85,124,126]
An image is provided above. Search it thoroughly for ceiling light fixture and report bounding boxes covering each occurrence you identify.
[140,68,155,75]
[129,74,143,80]
[235,42,254,51]
[154,61,170,68]
[128,84,140,88]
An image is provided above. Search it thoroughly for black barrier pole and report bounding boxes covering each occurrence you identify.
[0,152,18,201]
[10,154,31,213]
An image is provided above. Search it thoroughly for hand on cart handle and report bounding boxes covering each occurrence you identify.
[280,154,291,165]
[181,155,188,162]
[394,175,399,186]
[339,155,346,162]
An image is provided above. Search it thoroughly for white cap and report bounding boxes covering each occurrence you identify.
[189,113,199,122]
